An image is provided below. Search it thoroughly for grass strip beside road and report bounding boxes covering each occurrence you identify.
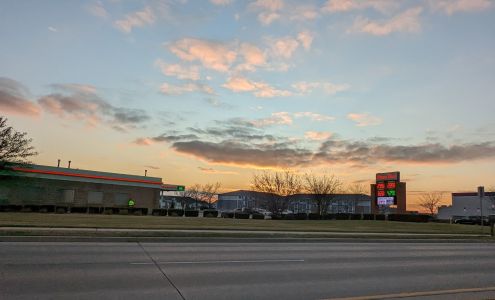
[0,213,491,236]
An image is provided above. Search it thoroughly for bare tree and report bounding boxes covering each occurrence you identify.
[347,183,368,195]
[345,183,369,214]
[0,116,37,167]
[181,183,221,209]
[304,173,342,217]
[199,182,221,209]
[251,170,302,213]
[419,192,444,215]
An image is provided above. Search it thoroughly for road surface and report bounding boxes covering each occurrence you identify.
[1,241,495,299]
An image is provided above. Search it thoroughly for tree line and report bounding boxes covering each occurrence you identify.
[251,170,368,216]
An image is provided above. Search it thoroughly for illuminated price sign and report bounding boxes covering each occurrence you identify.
[376,172,399,206]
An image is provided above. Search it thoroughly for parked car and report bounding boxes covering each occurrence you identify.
[454,216,489,225]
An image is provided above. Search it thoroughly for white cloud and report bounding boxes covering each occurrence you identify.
[160,82,214,95]
[237,43,267,71]
[210,0,232,6]
[87,1,108,19]
[250,0,284,11]
[249,0,284,25]
[48,26,58,32]
[51,83,97,95]
[168,38,237,72]
[292,81,350,95]
[258,11,281,25]
[305,131,333,141]
[114,6,155,33]
[347,113,382,127]
[155,59,200,81]
[430,0,492,15]
[323,0,399,14]
[290,5,319,21]
[268,36,299,58]
[251,112,292,127]
[297,31,314,50]
[349,7,423,36]
[222,76,291,98]
[294,112,335,122]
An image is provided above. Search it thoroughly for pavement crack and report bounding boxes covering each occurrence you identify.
[137,242,186,300]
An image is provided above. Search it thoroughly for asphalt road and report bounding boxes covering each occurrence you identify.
[2,241,495,300]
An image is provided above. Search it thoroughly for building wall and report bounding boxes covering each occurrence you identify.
[0,176,160,211]
[437,193,495,220]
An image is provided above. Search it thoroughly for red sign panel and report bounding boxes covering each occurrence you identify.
[376,172,400,182]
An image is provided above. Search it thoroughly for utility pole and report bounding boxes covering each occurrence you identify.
[478,186,485,231]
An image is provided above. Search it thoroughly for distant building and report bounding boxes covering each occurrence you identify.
[159,196,208,209]
[217,190,274,211]
[287,194,371,214]
[0,164,182,214]
[217,190,371,213]
[437,192,495,220]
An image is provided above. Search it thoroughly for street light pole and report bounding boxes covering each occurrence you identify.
[478,186,485,230]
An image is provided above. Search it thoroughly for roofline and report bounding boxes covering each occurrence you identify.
[452,192,495,197]
[11,167,163,186]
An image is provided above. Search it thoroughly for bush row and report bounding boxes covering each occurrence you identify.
[271,213,431,222]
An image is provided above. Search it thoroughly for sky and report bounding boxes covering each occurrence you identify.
[1,0,495,210]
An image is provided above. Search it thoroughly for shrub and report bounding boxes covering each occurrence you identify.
[167,209,184,217]
[203,210,218,218]
[336,213,350,220]
[282,213,294,220]
[221,212,234,218]
[71,207,87,213]
[56,207,67,214]
[350,214,361,220]
[88,207,103,214]
[322,214,335,220]
[294,213,308,220]
[235,212,250,219]
[185,210,199,217]
[388,214,431,223]
[152,209,167,216]
[252,213,265,219]
[375,214,386,220]
[271,213,283,220]
[118,209,129,215]
[308,213,321,220]
[362,214,374,220]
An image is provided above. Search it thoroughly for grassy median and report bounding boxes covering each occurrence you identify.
[0,212,491,235]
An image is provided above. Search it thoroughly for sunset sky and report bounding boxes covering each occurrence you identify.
[1,0,494,210]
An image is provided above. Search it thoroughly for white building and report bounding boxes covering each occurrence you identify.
[216,190,371,213]
[437,192,495,220]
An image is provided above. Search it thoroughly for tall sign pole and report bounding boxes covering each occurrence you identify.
[478,186,485,228]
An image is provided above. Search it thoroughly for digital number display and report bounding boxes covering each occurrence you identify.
[377,197,394,205]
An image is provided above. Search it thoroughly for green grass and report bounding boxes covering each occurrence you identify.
[0,212,491,235]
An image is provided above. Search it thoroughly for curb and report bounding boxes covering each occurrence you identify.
[1,235,494,243]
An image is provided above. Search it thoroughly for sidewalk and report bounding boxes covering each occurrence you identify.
[0,226,491,238]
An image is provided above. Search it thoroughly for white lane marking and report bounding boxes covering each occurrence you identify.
[325,286,495,300]
[131,259,304,265]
